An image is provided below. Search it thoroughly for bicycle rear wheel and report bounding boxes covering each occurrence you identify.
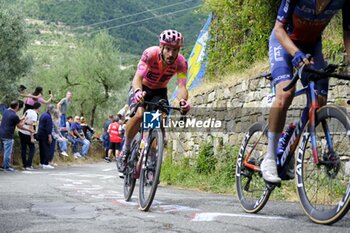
[297,105,350,224]
[139,128,164,211]
[123,138,139,201]
[236,122,273,213]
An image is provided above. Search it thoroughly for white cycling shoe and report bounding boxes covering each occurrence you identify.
[260,158,281,184]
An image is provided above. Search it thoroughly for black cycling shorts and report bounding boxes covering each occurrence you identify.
[128,85,169,113]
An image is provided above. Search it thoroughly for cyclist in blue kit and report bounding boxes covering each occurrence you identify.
[261,0,350,183]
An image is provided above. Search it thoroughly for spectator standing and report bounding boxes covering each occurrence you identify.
[71,116,90,157]
[18,102,41,170]
[102,115,113,158]
[117,104,129,119]
[105,117,122,162]
[37,104,55,169]
[21,86,53,113]
[57,91,72,128]
[0,100,30,172]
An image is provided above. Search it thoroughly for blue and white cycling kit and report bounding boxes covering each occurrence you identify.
[269,0,350,96]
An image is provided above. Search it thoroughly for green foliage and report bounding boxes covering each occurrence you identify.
[213,145,237,186]
[322,13,344,63]
[161,143,238,193]
[25,31,132,127]
[202,1,346,77]
[161,143,299,198]
[196,142,216,174]
[0,3,32,104]
[202,0,279,76]
[15,0,207,57]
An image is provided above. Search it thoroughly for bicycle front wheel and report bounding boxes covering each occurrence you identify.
[297,105,350,224]
[123,138,139,201]
[139,128,164,211]
[236,122,273,213]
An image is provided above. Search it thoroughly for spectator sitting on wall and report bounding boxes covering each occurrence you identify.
[64,116,80,159]
[71,116,90,158]
[80,117,94,141]
[50,109,70,162]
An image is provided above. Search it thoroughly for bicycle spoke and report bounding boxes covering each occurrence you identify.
[297,106,350,224]
[236,122,272,213]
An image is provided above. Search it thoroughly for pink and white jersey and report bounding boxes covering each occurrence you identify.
[136,46,188,89]
[25,97,44,106]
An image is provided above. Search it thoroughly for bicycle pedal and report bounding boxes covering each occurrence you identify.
[264,180,281,188]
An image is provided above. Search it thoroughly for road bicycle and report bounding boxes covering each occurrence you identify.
[235,63,350,224]
[120,99,181,211]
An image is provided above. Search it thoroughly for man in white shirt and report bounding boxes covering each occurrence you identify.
[18,102,41,170]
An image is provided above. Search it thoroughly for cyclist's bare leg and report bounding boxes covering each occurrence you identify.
[123,107,145,152]
[269,80,295,133]
[261,80,295,183]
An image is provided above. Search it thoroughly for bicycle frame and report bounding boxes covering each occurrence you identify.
[130,124,149,179]
[243,78,328,173]
[237,64,350,222]
[128,100,181,179]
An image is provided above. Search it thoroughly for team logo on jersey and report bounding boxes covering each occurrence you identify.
[144,110,161,129]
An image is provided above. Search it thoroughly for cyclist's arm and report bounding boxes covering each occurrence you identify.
[176,72,188,101]
[132,49,152,92]
[131,72,144,92]
[274,21,299,57]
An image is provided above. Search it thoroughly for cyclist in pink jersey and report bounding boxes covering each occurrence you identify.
[119,29,190,172]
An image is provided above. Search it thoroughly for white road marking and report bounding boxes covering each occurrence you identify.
[49,173,76,176]
[102,168,114,172]
[154,204,200,213]
[21,171,47,174]
[99,175,116,179]
[191,212,288,222]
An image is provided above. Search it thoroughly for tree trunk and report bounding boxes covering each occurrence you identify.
[90,104,97,127]
[80,100,85,117]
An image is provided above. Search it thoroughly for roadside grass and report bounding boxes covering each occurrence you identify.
[161,141,297,201]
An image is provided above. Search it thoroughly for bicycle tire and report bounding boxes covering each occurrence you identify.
[139,128,164,211]
[236,122,273,213]
[123,138,139,201]
[296,105,350,224]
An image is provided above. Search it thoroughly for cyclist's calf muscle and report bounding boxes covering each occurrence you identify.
[269,80,295,133]
[125,107,144,141]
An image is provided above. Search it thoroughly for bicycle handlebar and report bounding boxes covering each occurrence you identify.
[283,64,350,92]
[129,100,182,118]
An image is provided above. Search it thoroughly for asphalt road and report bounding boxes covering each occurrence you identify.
[0,162,349,233]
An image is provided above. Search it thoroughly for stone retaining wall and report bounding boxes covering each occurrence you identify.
[169,66,350,158]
